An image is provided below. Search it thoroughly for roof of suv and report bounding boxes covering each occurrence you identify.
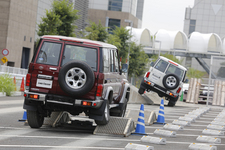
[41,35,117,49]
[159,56,187,71]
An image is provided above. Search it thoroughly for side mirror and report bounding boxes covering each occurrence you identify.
[184,79,188,83]
[122,64,128,73]
[150,62,154,67]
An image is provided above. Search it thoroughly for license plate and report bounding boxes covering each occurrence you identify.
[36,79,52,89]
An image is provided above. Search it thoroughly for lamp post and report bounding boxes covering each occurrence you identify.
[124,19,133,80]
[155,40,161,56]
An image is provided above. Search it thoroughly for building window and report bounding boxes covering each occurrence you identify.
[24,36,26,41]
[7,61,15,67]
[108,0,123,11]
[189,20,196,34]
[30,37,32,43]
[108,19,121,34]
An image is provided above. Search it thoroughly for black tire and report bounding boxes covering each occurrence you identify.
[168,100,176,107]
[95,101,110,125]
[138,87,145,95]
[162,74,179,90]
[168,97,178,107]
[27,110,44,128]
[58,61,95,96]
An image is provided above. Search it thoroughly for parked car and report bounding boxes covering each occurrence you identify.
[138,56,187,106]
[23,35,130,128]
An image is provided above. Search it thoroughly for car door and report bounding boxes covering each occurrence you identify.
[30,40,63,94]
[149,59,169,86]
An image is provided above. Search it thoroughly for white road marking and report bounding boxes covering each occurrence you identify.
[0,100,23,105]
[147,133,225,139]
[0,107,23,114]
[0,145,124,149]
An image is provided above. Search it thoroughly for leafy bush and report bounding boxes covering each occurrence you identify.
[0,74,16,96]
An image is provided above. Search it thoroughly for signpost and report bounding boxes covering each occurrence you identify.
[2,49,9,56]
[1,49,9,64]
[1,57,8,64]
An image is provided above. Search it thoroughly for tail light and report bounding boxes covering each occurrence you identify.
[26,73,31,86]
[96,84,103,97]
[146,72,150,78]
[176,87,181,93]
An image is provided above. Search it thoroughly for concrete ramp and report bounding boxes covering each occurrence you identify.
[129,85,161,105]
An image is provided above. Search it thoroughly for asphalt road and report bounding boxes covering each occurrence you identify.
[0,96,224,150]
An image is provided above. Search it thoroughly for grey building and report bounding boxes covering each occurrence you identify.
[183,0,225,38]
[74,0,89,36]
[88,0,144,30]
[35,0,52,41]
[0,0,38,68]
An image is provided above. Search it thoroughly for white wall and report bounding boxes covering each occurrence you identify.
[89,0,108,10]
[35,0,52,40]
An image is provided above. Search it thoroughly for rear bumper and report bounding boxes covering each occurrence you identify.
[140,78,179,98]
[23,90,103,109]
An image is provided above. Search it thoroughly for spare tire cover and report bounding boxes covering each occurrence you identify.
[58,61,95,96]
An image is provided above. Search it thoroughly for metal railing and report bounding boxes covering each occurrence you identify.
[0,65,28,75]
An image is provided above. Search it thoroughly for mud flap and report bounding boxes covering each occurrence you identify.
[89,100,107,121]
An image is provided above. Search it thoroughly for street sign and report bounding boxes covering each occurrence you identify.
[1,56,8,64]
[2,49,9,56]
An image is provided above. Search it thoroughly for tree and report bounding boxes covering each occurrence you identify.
[37,0,79,37]
[37,10,62,36]
[186,68,206,79]
[111,26,131,64]
[85,21,108,42]
[128,42,150,77]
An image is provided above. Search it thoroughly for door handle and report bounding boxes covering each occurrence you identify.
[49,67,57,71]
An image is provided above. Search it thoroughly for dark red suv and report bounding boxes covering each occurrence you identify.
[23,35,130,128]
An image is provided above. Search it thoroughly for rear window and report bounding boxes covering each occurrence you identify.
[154,59,168,72]
[36,42,61,66]
[165,64,184,80]
[61,44,97,71]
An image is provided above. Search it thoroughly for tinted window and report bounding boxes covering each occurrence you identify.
[154,59,168,72]
[108,0,123,11]
[61,45,97,71]
[114,50,119,72]
[103,48,110,73]
[36,42,61,66]
[110,50,114,72]
[108,19,121,34]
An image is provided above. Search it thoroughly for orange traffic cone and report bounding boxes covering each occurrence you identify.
[20,77,25,91]
[13,77,17,91]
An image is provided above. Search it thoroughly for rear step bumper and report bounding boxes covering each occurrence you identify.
[24,90,104,109]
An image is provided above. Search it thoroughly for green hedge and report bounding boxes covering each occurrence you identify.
[0,74,16,96]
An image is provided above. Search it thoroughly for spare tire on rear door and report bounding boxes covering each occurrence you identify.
[162,74,179,90]
[58,61,95,96]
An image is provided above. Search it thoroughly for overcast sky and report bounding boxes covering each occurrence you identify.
[142,0,195,34]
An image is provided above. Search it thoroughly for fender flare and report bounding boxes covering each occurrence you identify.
[120,83,130,103]
[103,86,113,100]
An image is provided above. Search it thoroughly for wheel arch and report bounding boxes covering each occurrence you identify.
[120,83,130,103]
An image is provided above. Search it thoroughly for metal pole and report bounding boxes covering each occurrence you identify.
[124,20,133,80]
[159,42,161,56]
[207,56,213,106]
[105,17,109,31]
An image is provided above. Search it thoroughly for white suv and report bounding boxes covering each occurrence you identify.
[138,56,187,106]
